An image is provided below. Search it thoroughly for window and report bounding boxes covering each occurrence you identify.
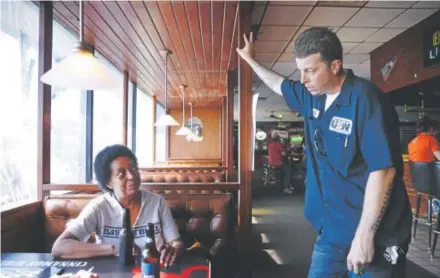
[93,53,123,165]
[136,89,154,167]
[0,2,39,210]
[155,104,166,162]
[127,80,135,151]
[50,19,87,184]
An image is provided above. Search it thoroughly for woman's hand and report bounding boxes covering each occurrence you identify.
[160,241,184,266]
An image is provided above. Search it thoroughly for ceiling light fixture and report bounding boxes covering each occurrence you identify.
[154,49,179,126]
[176,85,192,135]
[40,0,117,90]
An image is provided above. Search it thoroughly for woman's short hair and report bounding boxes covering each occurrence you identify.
[416,116,433,134]
[93,144,138,193]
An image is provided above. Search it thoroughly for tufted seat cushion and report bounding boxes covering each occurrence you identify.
[44,194,97,246]
[43,192,237,277]
[148,189,223,195]
[140,171,225,183]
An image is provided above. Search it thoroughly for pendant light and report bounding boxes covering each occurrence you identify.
[40,0,118,90]
[186,102,195,142]
[176,85,192,135]
[154,49,179,126]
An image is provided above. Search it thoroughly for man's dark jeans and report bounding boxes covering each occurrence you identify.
[308,231,407,278]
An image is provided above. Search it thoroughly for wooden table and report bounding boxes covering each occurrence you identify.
[1,253,209,278]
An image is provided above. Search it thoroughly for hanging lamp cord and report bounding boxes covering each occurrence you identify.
[165,52,168,111]
[182,87,185,125]
[190,103,193,131]
[79,1,84,42]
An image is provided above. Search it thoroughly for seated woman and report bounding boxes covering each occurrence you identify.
[52,144,184,266]
[408,116,440,162]
[408,116,440,214]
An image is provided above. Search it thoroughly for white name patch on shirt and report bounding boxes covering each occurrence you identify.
[329,116,352,135]
[313,108,320,118]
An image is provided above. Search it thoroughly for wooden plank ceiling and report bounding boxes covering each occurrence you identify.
[52,1,239,108]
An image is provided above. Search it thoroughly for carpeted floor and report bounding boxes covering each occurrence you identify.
[250,187,439,278]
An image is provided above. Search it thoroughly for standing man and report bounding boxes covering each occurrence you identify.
[237,28,412,277]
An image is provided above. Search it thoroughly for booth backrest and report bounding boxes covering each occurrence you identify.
[43,192,235,259]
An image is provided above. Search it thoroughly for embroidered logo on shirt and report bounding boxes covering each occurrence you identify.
[313,108,320,118]
[329,116,352,135]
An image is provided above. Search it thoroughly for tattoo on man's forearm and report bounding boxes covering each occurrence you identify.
[248,59,283,92]
[371,186,393,233]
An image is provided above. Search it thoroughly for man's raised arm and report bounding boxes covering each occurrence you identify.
[236,32,284,96]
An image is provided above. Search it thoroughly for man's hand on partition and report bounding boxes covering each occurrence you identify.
[347,231,375,275]
[160,241,184,267]
[236,32,255,62]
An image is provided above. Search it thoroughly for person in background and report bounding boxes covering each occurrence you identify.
[237,27,412,277]
[408,116,440,162]
[267,133,287,192]
[408,116,440,215]
[284,138,304,193]
[52,144,184,266]
[432,119,440,142]
[282,141,294,194]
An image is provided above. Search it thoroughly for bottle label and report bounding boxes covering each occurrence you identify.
[141,262,156,275]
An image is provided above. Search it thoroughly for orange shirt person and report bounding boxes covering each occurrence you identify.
[408,117,440,162]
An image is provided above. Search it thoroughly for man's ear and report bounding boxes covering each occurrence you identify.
[331,60,342,75]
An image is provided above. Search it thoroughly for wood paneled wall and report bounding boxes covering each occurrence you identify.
[370,10,440,92]
[168,108,222,161]
[1,202,44,253]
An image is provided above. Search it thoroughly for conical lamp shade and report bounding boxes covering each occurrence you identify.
[40,49,118,90]
[154,113,180,126]
[176,126,191,136]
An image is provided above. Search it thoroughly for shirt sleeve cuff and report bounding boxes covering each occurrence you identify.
[368,161,394,173]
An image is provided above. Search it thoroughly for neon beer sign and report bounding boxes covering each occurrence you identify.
[424,27,440,67]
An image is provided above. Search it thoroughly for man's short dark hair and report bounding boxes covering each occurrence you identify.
[293,27,343,65]
[93,144,138,193]
[416,116,433,134]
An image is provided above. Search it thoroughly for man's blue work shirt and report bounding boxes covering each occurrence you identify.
[281,69,412,247]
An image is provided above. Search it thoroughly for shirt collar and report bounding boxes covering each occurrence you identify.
[334,69,355,107]
[104,192,124,212]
